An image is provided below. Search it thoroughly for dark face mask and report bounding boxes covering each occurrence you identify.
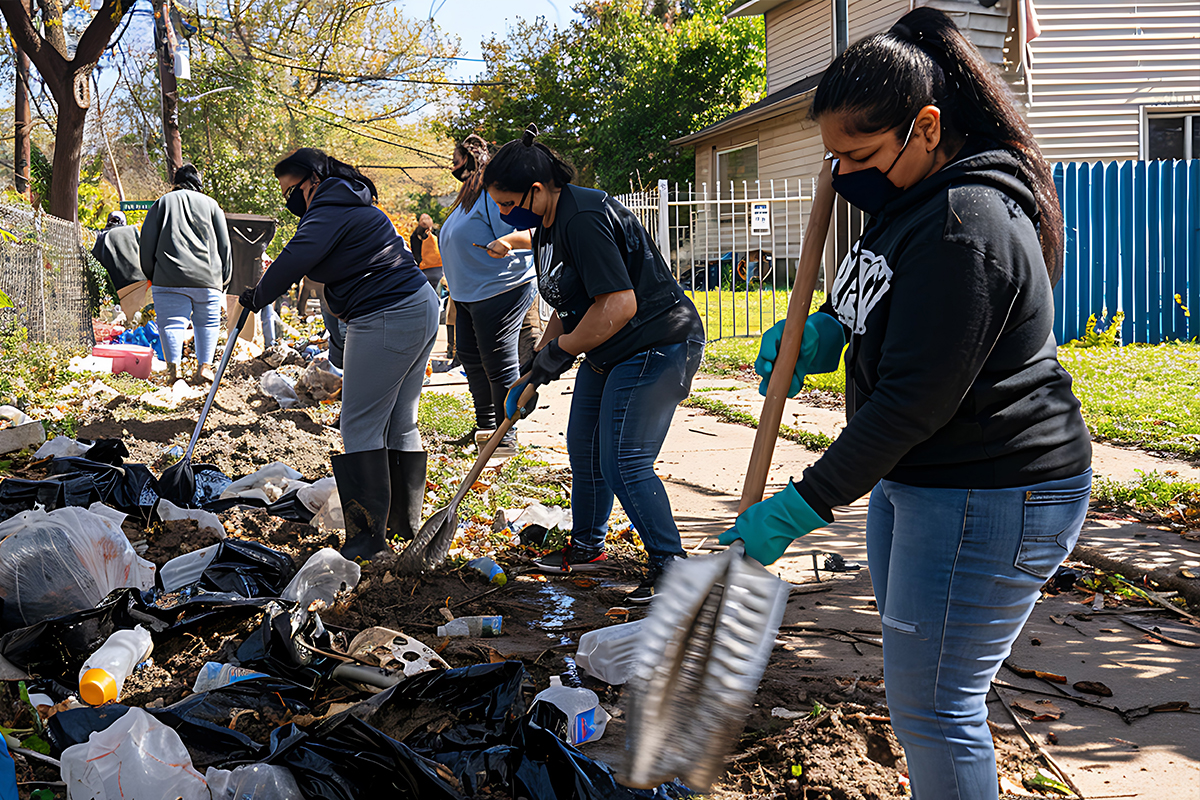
[451,153,475,182]
[830,118,916,217]
[285,175,311,218]
[498,187,543,231]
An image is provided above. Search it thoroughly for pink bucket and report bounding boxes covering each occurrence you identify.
[92,344,155,380]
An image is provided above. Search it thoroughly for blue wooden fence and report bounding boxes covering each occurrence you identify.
[1053,159,1200,345]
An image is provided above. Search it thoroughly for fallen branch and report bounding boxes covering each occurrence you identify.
[1118,616,1199,647]
[992,684,1085,799]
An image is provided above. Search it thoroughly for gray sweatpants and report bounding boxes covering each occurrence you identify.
[340,283,439,454]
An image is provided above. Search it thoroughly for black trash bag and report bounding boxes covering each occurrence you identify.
[235,605,337,691]
[258,717,465,800]
[0,473,102,521]
[42,457,157,514]
[264,488,317,524]
[0,587,276,676]
[46,704,133,754]
[199,539,296,598]
[82,439,130,466]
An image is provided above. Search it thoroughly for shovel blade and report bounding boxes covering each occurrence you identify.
[396,504,458,575]
[623,544,790,791]
[157,457,196,508]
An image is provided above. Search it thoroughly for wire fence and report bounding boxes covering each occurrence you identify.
[616,179,865,342]
[0,203,94,347]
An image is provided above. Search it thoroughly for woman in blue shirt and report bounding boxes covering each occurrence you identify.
[440,135,537,453]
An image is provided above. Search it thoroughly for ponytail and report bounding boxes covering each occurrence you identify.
[811,7,1063,282]
[483,124,576,195]
[450,134,490,214]
[274,147,378,201]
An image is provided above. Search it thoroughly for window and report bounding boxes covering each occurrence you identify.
[1145,109,1200,160]
[716,143,758,198]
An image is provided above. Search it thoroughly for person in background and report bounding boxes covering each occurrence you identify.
[723,10,1092,799]
[440,134,536,455]
[139,164,231,384]
[487,125,705,604]
[409,213,444,291]
[241,148,438,560]
[91,211,146,323]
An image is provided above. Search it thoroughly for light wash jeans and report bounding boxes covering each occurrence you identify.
[567,340,704,565]
[339,284,439,453]
[152,286,223,365]
[866,469,1092,800]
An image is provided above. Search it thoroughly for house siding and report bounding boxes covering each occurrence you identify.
[765,0,831,93]
[1019,0,1200,161]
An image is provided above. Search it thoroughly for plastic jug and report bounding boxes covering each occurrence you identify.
[191,662,268,693]
[530,675,610,745]
[575,619,646,685]
[436,615,502,638]
[78,626,153,706]
[467,557,507,586]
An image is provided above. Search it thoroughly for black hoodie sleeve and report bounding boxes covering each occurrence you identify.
[797,233,1019,510]
[253,214,340,309]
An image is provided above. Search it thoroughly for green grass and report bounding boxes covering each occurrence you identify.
[1092,469,1200,512]
[682,394,833,451]
[686,287,793,341]
[1059,342,1200,457]
[417,391,475,441]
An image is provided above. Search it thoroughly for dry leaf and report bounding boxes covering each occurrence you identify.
[1073,680,1113,697]
[1007,663,1068,683]
[1011,698,1064,721]
[572,577,600,589]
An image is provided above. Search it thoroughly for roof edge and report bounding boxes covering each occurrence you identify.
[670,73,823,147]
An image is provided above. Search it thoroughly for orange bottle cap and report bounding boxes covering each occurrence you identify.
[80,668,117,706]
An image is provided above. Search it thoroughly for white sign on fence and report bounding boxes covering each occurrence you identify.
[750,201,770,236]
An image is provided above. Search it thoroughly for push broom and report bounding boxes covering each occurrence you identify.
[623,161,837,792]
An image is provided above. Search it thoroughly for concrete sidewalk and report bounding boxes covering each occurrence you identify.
[424,362,1200,797]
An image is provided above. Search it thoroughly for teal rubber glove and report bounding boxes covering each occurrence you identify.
[755,312,847,398]
[504,378,538,421]
[718,482,827,566]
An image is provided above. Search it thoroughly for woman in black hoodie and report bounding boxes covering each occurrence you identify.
[242,149,438,560]
[723,10,1092,799]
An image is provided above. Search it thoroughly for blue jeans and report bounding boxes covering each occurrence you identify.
[152,286,223,365]
[567,340,704,563]
[866,470,1092,800]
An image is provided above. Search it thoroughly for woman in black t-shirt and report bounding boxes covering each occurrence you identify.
[484,126,705,604]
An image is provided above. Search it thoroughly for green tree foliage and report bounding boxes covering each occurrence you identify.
[447,0,764,191]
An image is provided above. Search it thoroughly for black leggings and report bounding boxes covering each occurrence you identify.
[454,282,537,430]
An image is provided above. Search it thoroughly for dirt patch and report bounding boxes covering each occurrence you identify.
[141,518,224,564]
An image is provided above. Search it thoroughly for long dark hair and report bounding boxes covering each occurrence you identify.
[810,7,1063,282]
[273,148,378,201]
[483,124,576,194]
[450,134,491,214]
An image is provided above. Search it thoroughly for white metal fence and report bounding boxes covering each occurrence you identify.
[616,179,865,341]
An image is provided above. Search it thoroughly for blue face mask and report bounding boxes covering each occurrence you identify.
[498,187,543,231]
[829,118,917,217]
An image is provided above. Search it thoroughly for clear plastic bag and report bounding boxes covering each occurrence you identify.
[219,462,308,504]
[60,707,209,800]
[260,370,301,409]
[299,478,343,531]
[296,358,343,400]
[283,548,361,608]
[205,764,302,800]
[0,505,156,629]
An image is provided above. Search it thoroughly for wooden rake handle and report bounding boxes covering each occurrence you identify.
[450,373,538,506]
[738,162,836,513]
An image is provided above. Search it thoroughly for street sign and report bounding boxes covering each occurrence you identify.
[119,200,155,211]
[750,201,770,236]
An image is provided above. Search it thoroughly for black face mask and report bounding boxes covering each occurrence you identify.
[451,163,471,182]
[285,175,311,218]
[829,118,917,217]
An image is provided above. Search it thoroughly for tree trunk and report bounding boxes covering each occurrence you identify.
[155,0,183,181]
[48,86,88,222]
[14,36,31,196]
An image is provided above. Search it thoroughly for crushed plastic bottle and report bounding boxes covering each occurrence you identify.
[436,615,503,638]
[206,763,302,800]
[530,675,611,745]
[467,557,507,586]
[574,619,646,685]
[78,626,153,706]
[191,662,268,693]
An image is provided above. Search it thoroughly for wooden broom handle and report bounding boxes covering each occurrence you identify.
[738,162,836,512]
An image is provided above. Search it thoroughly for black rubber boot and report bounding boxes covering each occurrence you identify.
[331,448,391,560]
[387,450,427,541]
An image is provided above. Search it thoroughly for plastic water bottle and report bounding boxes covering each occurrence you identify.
[191,662,268,693]
[467,557,507,586]
[436,615,503,638]
[78,626,153,706]
[530,675,611,745]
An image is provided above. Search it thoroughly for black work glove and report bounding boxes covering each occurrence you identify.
[239,287,262,312]
[528,339,575,388]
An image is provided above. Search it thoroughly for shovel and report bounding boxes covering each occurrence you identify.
[623,162,837,792]
[396,376,539,575]
[158,305,252,507]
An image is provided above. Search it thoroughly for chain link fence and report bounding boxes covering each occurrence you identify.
[0,203,94,347]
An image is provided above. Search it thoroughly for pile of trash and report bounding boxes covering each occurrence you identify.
[0,438,688,800]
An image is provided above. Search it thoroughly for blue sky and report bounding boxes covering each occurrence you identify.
[411,0,577,77]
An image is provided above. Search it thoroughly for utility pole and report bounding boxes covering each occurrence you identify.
[154,0,183,181]
[14,0,32,197]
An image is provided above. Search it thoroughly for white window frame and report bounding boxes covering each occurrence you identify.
[714,141,760,199]
[1141,105,1200,161]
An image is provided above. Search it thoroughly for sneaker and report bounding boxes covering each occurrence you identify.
[625,554,686,605]
[534,543,607,574]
